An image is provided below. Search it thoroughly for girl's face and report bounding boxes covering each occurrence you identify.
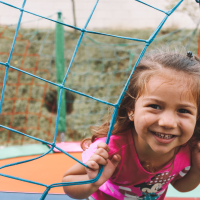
[130,69,197,156]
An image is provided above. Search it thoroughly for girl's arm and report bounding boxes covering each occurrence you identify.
[171,142,200,192]
[171,168,200,192]
[62,142,121,199]
[62,162,99,199]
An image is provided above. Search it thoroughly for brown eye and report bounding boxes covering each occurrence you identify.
[178,109,190,114]
[149,104,161,110]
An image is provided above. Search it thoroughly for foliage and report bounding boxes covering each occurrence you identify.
[166,0,200,24]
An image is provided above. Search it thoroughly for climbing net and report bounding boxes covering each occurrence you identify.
[0,0,198,199]
[0,23,143,145]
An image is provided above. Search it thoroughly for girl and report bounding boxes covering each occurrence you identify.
[62,50,200,200]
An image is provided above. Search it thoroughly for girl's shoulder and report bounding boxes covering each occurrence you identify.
[94,129,134,155]
[82,129,133,163]
[93,128,132,142]
[174,144,190,164]
[171,144,191,181]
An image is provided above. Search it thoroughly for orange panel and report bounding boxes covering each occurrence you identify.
[0,153,82,194]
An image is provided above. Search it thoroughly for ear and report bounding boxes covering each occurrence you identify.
[127,110,134,121]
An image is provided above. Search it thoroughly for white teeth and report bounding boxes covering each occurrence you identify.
[154,132,173,139]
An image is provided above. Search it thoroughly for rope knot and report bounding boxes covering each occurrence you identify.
[145,42,150,47]
[59,84,64,89]
[51,143,56,148]
[5,62,10,67]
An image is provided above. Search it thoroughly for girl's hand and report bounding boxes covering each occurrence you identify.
[85,142,121,187]
[191,142,200,177]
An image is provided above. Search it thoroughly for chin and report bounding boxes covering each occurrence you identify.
[150,145,174,155]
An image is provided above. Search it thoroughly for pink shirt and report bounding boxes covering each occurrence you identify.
[82,129,191,200]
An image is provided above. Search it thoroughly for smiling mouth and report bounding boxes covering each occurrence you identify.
[152,132,175,139]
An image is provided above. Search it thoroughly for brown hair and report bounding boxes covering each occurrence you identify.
[81,49,200,171]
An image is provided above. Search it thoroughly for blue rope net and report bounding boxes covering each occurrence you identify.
[0,0,195,199]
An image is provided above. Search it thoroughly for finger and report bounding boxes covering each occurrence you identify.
[192,143,200,155]
[110,154,121,168]
[87,160,100,170]
[198,142,200,149]
[89,154,108,166]
[194,142,200,151]
[97,143,109,152]
[94,147,109,159]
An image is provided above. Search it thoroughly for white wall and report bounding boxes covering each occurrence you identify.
[0,0,197,30]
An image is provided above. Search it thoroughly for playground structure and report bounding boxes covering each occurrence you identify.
[0,0,200,200]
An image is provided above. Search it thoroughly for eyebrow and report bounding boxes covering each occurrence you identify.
[143,98,197,109]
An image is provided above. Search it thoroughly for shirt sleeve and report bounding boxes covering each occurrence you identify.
[173,166,191,181]
[82,137,107,164]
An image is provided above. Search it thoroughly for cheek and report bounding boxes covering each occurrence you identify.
[181,118,196,133]
[179,120,195,141]
[134,113,156,133]
[142,113,158,128]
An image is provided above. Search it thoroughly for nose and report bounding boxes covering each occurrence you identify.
[158,111,177,129]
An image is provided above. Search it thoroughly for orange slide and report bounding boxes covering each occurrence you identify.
[0,152,81,194]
